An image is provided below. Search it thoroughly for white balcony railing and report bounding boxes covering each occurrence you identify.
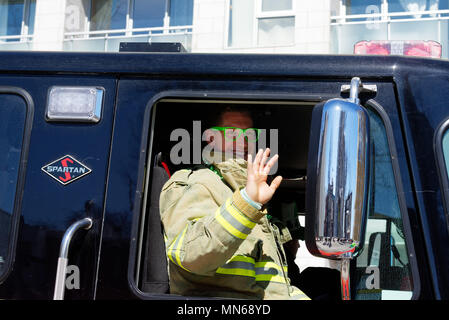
[331,9,449,25]
[63,25,193,52]
[330,9,449,59]
[0,34,34,50]
[0,25,192,52]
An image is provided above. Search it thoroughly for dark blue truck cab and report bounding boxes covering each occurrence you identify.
[0,51,448,300]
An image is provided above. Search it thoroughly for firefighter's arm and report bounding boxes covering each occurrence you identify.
[161,180,265,276]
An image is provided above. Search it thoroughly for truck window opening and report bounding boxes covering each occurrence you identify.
[132,98,417,300]
[136,98,326,298]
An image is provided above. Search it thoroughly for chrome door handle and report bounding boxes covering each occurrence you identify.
[53,218,93,300]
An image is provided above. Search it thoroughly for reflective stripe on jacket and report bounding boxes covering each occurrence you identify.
[159,158,309,300]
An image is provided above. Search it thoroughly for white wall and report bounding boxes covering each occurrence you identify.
[191,0,228,53]
[191,0,331,54]
[295,0,331,54]
[32,0,67,51]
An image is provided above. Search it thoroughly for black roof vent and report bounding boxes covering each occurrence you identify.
[119,42,187,53]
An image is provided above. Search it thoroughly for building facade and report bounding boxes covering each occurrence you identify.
[0,0,448,57]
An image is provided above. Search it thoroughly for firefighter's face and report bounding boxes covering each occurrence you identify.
[208,111,256,160]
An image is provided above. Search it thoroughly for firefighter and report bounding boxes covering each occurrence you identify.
[159,107,309,300]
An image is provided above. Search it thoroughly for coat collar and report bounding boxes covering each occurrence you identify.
[203,151,247,191]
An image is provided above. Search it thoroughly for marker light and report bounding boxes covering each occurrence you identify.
[46,86,104,123]
[354,40,442,58]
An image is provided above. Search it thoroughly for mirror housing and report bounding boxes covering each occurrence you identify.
[306,78,371,261]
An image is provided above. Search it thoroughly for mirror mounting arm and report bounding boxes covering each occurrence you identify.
[349,77,362,105]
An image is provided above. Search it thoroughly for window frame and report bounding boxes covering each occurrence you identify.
[433,117,449,235]
[357,99,421,300]
[0,0,35,42]
[81,0,189,37]
[127,90,337,300]
[0,87,34,284]
[225,0,296,49]
[87,0,129,35]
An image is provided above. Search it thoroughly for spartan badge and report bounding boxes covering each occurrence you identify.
[42,155,92,185]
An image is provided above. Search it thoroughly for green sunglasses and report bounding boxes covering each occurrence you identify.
[210,126,261,142]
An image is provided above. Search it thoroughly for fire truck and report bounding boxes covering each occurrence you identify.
[0,44,448,301]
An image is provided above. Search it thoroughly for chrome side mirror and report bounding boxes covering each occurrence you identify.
[306,77,371,300]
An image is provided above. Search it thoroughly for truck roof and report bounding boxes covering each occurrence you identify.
[0,51,448,78]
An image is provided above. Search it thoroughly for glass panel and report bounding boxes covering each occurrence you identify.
[347,0,382,15]
[368,111,402,220]
[441,129,449,180]
[228,0,255,47]
[0,94,26,275]
[389,0,449,19]
[261,0,292,12]
[354,108,413,300]
[133,0,166,29]
[440,20,449,59]
[346,0,382,22]
[27,0,35,35]
[170,0,193,26]
[90,0,127,32]
[63,37,109,51]
[257,16,294,46]
[390,20,439,40]
[0,41,32,50]
[0,0,24,38]
[330,23,388,54]
[65,0,89,35]
[439,0,449,10]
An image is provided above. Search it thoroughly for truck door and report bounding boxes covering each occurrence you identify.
[94,71,420,300]
[0,76,117,299]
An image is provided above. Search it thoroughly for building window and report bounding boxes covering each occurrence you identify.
[0,0,36,42]
[83,0,193,36]
[169,0,193,27]
[347,0,382,15]
[257,16,294,46]
[342,0,449,20]
[389,0,449,18]
[63,0,193,52]
[228,0,295,48]
[344,0,449,16]
[133,0,165,29]
[90,0,128,33]
[341,0,449,21]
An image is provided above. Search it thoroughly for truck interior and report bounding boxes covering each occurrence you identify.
[133,97,342,300]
